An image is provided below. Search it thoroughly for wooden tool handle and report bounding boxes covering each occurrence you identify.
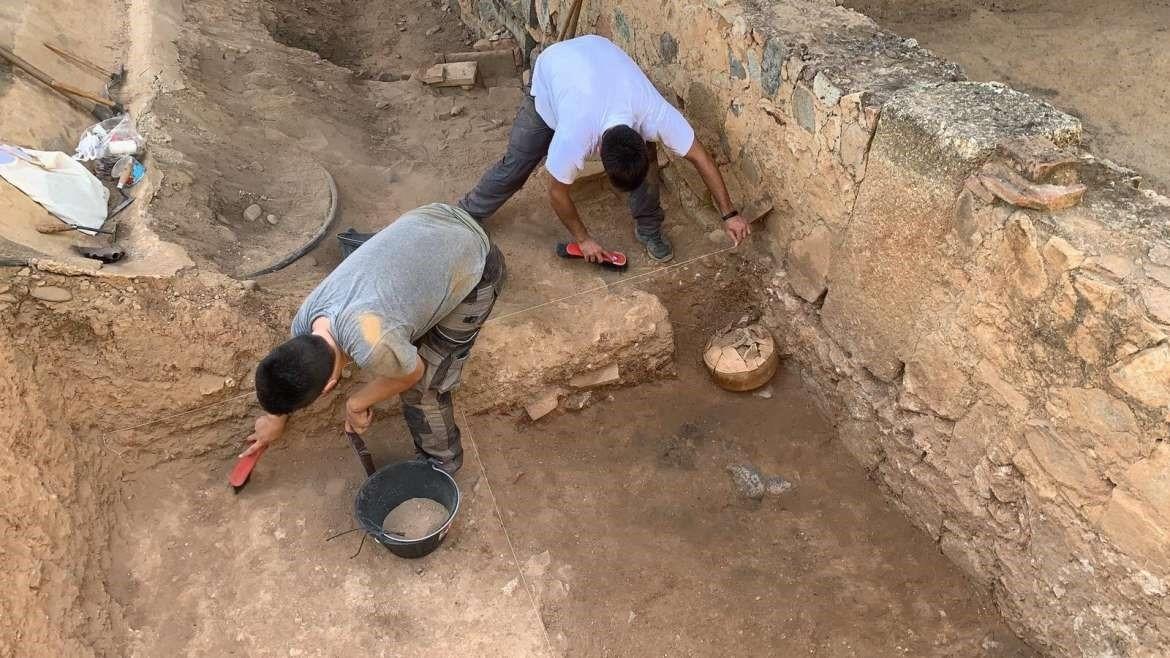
[0,45,115,109]
[43,42,113,78]
[51,81,116,108]
[0,45,56,88]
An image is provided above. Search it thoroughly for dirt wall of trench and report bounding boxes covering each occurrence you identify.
[458,0,1170,654]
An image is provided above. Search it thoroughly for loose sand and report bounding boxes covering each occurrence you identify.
[383,497,450,539]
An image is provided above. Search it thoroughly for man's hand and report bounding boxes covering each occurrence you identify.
[724,215,751,245]
[241,413,287,457]
[345,398,374,434]
[577,238,607,263]
[342,364,425,435]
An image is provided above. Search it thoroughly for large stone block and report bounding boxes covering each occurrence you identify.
[1116,443,1170,513]
[1098,490,1170,568]
[463,290,673,412]
[877,82,1081,168]
[786,225,831,302]
[945,403,1001,472]
[1046,387,1144,467]
[1017,426,1112,508]
[901,334,971,420]
[1140,285,1170,325]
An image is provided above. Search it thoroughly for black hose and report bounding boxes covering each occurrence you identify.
[239,164,339,279]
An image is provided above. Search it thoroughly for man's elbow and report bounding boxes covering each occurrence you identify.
[548,180,572,205]
[683,139,706,164]
[403,360,426,389]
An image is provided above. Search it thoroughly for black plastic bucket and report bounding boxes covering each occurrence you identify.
[354,459,460,559]
[336,228,376,260]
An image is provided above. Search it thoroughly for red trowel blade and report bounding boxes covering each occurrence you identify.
[555,241,628,270]
[229,443,267,493]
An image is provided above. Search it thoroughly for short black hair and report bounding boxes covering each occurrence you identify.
[600,125,649,191]
[255,335,335,415]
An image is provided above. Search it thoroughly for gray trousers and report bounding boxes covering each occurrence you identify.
[400,245,505,472]
[458,95,667,239]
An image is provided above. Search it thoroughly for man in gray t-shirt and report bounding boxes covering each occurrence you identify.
[242,203,505,474]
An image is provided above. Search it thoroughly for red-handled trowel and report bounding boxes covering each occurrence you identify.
[229,443,268,493]
[555,242,628,270]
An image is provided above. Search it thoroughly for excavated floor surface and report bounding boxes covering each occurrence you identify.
[111,304,1034,656]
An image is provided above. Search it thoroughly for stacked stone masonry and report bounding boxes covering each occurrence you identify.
[457,0,1170,654]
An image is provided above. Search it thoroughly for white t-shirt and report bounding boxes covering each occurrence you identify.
[531,35,696,184]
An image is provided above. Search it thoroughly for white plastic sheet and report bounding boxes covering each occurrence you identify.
[0,144,109,232]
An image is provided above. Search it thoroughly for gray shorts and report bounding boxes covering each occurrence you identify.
[399,245,505,472]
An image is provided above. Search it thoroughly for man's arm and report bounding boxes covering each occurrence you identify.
[344,360,426,433]
[683,140,750,244]
[549,179,607,261]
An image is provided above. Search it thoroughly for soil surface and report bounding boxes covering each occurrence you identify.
[110,308,1034,656]
[844,0,1170,193]
[9,0,1045,652]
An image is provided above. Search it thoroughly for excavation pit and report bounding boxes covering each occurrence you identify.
[5,0,1170,654]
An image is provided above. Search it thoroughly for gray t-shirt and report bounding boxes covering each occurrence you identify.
[291,203,490,379]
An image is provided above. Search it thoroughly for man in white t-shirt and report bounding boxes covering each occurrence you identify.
[458,35,750,263]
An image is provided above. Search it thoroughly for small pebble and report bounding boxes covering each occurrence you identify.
[243,204,263,221]
[241,280,258,291]
[753,385,773,399]
[425,26,442,36]
[376,100,390,110]
[266,214,279,225]
[450,104,464,117]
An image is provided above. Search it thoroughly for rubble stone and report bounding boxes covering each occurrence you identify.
[727,464,765,500]
[791,85,816,133]
[1098,490,1170,567]
[29,286,72,302]
[1140,285,1170,324]
[1109,344,1170,409]
[1041,236,1084,272]
[525,388,562,421]
[562,391,593,411]
[569,363,620,389]
[1019,426,1112,507]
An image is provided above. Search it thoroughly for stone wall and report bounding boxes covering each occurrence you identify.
[458,0,1170,654]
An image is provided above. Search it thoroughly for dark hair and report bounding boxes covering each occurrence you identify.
[255,335,335,414]
[600,125,649,191]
